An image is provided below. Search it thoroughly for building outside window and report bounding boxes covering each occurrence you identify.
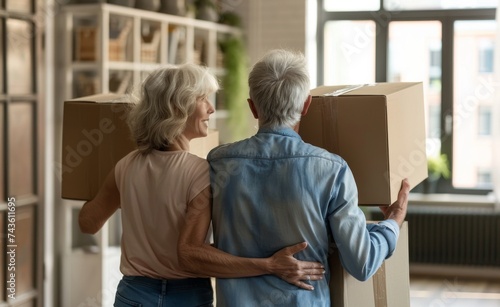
[478,106,493,136]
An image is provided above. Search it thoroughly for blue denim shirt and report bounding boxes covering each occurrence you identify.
[208,127,399,307]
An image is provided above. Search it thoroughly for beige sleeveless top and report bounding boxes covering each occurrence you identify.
[115,149,210,279]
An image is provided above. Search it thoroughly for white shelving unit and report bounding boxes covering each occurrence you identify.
[61,3,240,121]
[60,4,241,306]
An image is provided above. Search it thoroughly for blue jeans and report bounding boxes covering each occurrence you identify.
[114,275,213,307]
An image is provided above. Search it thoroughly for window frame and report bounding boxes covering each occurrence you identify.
[316,0,496,195]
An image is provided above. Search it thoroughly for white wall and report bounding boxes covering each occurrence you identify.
[222,0,311,140]
[232,0,308,65]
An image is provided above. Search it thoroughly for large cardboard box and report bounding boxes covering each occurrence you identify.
[61,94,219,200]
[329,222,410,307]
[299,83,427,205]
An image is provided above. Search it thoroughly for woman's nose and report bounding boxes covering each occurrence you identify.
[208,101,215,114]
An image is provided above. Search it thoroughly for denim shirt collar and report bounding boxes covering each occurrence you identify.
[257,126,302,139]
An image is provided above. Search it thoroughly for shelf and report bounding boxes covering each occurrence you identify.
[71,62,99,70]
[63,2,240,97]
[63,3,241,36]
[409,192,497,208]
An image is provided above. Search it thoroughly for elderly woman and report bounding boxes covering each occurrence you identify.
[78,63,324,307]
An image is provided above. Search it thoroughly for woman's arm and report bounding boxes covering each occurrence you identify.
[79,168,121,234]
[178,186,324,291]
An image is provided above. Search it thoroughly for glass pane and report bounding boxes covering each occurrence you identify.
[109,70,133,94]
[0,211,4,300]
[324,0,379,11]
[6,0,33,13]
[323,20,376,85]
[0,104,4,199]
[453,20,496,189]
[16,205,35,295]
[0,22,3,94]
[0,103,3,200]
[8,102,34,197]
[74,17,98,62]
[109,15,133,62]
[7,19,34,95]
[194,28,210,66]
[388,21,442,153]
[73,71,99,98]
[168,24,188,64]
[141,20,161,64]
[385,0,497,10]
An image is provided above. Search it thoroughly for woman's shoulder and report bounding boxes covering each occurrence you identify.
[184,152,210,167]
[117,149,141,165]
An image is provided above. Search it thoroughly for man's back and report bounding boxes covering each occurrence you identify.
[206,49,405,306]
[208,127,356,306]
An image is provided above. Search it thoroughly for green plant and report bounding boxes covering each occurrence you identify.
[219,35,248,141]
[427,153,450,180]
[194,0,216,9]
[219,11,242,27]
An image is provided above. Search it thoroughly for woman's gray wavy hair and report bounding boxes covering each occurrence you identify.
[128,63,219,154]
[248,49,310,128]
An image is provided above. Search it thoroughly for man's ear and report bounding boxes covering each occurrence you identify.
[248,99,259,119]
[301,95,312,116]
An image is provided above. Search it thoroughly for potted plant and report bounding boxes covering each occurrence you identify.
[219,34,248,141]
[194,0,218,22]
[424,153,450,193]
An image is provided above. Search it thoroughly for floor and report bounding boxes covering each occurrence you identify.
[211,275,500,306]
[410,275,500,307]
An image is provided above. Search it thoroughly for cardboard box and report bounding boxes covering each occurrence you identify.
[329,222,410,307]
[299,83,427,205]
[61,93,219,200]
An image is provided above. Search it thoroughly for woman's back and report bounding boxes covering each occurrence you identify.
[115,149,210,279]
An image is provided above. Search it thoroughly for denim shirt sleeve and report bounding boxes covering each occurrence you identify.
[327,164,399,282]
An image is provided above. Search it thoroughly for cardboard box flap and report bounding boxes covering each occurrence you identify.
[310,82,420,97]
[68,93,129,103]
[343,82,420,96]
[310,85,359,96]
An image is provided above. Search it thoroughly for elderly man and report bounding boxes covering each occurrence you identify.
[205,49,409,306]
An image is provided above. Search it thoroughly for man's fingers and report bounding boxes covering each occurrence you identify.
[284,242,308,255]
[293,281,314,291]
[397,179,410,203]
[400,178,410,193]
[297,260,324,269]
[306,273,323,281]
[302,267,325,278]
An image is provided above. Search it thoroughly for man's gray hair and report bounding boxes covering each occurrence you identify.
[248,49,310,128]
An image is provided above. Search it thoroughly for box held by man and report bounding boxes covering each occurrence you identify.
[299,82,427,205]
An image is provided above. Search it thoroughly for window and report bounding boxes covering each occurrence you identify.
[453,20,496,190]
[323,0,379,12]
[318,0,496,194]
[384,0,497,10]
[478,106,492,136]
[478,40,494,73]
[429,46,442,91]
[323,20,376,85]
[477,169,493,188]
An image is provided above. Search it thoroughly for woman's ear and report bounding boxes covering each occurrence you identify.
[247,99,259,119]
